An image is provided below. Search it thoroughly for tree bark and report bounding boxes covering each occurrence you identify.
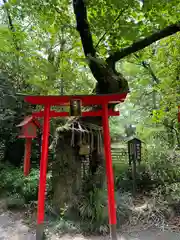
[52,132,82,210]
[73,0,129,94]
[107,23,180,65]
[52,126,105,211]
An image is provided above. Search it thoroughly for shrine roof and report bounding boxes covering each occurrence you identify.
[17,115,41,128]
[17,116,33,127]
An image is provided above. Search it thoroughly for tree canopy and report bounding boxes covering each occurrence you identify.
[0,0,180,140]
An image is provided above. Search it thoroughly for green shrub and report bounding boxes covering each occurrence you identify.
[72,187,109,234]
[114,162,152,192]
[113,143,180,194]
[114,163,129,183]
[116,192,132,225]
[6,193,25,209]
[146,145,180,185]
[63,184,133,234]
[164,182,180,203]
[0,164,24,193]
[0,163,52,204]
[54,218,80,234]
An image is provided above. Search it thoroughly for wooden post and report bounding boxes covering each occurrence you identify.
[36,104,50,240]
[102,103,117,240]
[24,138,32,176]
[132,157,137,197]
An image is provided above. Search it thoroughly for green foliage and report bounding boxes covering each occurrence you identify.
[113,140,180,194]
[147,147,180,184]
[0,73,16,128]
[0,0,95,96]
[165,183,180,203]
[6,193,25,210]
[54,218,80,235]
[61,183,133,234]
[0,163,52,203]
[70,188,109,234]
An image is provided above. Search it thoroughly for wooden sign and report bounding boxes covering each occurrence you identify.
[69,99,82,116]
[128,138,141,165]
[128,137,141,196]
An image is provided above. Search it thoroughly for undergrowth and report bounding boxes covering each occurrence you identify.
[1,145,180,235]
[0,163,52,205]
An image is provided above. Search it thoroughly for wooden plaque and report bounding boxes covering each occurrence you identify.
[69,99,82,116]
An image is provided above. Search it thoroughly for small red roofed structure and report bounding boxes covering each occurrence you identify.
[17,116,41,176]
[17,115,40,139]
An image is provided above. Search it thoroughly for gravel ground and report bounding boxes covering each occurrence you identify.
[1,211,180,240]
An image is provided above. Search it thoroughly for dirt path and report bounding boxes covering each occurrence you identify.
[1,211,180,240]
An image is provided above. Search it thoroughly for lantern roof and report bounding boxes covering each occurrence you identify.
[127,137,141,143]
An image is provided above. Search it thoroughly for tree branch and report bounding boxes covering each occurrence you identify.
[95,8,126,49]
[73,0,112,88]
[3,0,15,32]
[134,54,160,84]
[3,0,20,51]
[142,61,160,84]
[106,23,180,64]
[73,0,96,57]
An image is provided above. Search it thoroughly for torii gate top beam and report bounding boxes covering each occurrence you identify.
[24,93,127,106]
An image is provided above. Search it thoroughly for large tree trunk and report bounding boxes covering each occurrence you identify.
[52,135,82,211]
[52,120,106,211]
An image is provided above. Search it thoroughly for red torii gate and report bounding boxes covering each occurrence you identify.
[20,93,127,240]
